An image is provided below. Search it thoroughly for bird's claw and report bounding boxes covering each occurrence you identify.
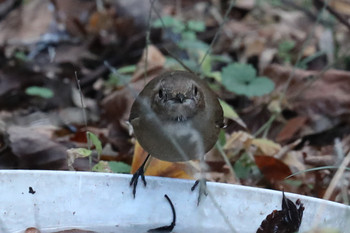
[191,179,208,205]
[130,166,147,198]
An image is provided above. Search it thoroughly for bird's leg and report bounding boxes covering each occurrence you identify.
[130,153,151,198]
[191,156,208,205]
[191,178,208,205]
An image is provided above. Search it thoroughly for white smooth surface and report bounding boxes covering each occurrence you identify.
[0,170,349,233]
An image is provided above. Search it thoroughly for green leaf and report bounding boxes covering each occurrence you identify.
[233,153,256,179]
[92,161,110,173]
[108,161,131,174]
[211,54,232,63]
[106,73,131,87]
[217,129,226,147]
[221,63,275,97]
[118,65,136,74]
[187,20,205,32]
[246,77,275,97]
[152,16,185,32]
[219,99,238,119]
[164,57,180,69]
[164,57,194,70]
[278,40,295,63]
[181,31,196,41]
[180,59,198,71]
[200,53,212,74]
[87,132,102,157]
[283,179,303,187]
[222,63,256,84]
[75,148,92,157]
[152,16,175,27]
[14,51,28,61]
[106,73,118,86]
[221,63,255,95]
[205,71,221,82]
[25,86,54,99]
[219,99,247,128]
[266,0,282,6]
[278,40,295,53]
[178,39,209,50]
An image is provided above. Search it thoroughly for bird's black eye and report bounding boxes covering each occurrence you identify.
[193,86,198,96]
[158,89,164,98]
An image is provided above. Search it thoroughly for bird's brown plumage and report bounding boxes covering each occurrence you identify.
[129,70,223,162]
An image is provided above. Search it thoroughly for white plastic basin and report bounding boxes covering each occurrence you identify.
[0,170,349,232]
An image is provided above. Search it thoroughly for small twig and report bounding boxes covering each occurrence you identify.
[253,113,277,138]
[323,142,350,201]
[285,166,350,179]
[311,146,350,228]
[334,138,349,204]
[216,141,240,184]
[74,71,92,169]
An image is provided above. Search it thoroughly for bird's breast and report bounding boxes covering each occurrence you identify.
[133,115,215,162]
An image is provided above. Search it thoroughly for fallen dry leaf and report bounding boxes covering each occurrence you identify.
[66,148,91,171]
[255,155,292,181]
[224,131,253,155]
[243,37,266,58]
[0,0,52,45]
[87,8,116,34]
[330,0,350,16]
[8,125,67,169]
[264,64,350,122]
[224,131,282,157]
[132,45,166,82]
[101,84,142,155]
[282,150,306,174]
[250,138,281,156]
[276,116,308,143]
[0,66,45,109]
[235,0,255,10]
[101,86,137,123]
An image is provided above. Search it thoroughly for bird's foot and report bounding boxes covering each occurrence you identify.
[191,179,208,205]
[130,154,151,198]
[130,165,147,198]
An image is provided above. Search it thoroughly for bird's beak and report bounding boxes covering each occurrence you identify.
[175,93,185,103]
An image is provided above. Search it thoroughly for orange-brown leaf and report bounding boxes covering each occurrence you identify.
[255,155,292,181]
[131,141,193,179]
[276,116,308,142]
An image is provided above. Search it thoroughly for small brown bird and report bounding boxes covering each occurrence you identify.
[129,70,224,203]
